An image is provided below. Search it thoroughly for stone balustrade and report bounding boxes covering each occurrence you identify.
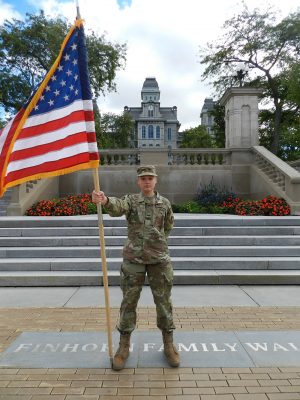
[170,148,231,166]
[6,177,59,216]
[98,148,232,166]
[252,146,300,212]
[254,150,286,191]
[99,149,140,165]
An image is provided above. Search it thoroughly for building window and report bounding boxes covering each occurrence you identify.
[156,144,160,147]
[148,125,154,139]
[142,126,146,139]
[156,126,160,139]
[149,144,153,147]
[148,105,154,117]
[167,127,172,141]
[142,143,146,147]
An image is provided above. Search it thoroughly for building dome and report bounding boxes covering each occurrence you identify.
[142,77,159,90]
[141,77,160,101]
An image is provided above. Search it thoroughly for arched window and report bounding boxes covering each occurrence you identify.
[156,126,160,139]
[148,125,154,139]
[167,127,172,141]
[142,126,146,139]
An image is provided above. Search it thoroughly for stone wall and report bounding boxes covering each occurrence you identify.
[59,165,235,204]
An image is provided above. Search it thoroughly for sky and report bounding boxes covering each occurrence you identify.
[0,0,299,130]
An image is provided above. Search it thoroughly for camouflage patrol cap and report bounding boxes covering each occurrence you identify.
[137,165,158,177]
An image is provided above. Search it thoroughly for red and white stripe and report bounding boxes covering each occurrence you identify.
[2,99,99,190]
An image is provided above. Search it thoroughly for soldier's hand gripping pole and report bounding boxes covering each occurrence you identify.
[92,168,113,366]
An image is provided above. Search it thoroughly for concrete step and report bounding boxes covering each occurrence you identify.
[1,215,300,228]
[1,226,300,236]
[0,269,300,286]
[0,257,299,271]
[1,215,300,286]
[1,235,300,246]
[2,245,300,258]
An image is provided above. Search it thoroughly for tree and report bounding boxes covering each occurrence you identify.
[114,112,135,148]
[286,63,300,107]
[209,102,225,148]
[199,5,300,155]
[180,125,214,148]
[259,108,300,161]
[96,111,134,149]
[0,11,127,115]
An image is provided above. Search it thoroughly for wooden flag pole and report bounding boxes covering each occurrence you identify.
[92,167,113,365]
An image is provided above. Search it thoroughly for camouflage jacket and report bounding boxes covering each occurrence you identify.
[105,192,174,264]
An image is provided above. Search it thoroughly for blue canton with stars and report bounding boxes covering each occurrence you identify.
[30,25,90,116]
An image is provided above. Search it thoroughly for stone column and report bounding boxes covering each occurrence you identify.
[220,87,263,197]
[220,87,263,149]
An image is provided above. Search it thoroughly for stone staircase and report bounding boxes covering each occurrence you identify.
[0,214,300,286]
[0,189,12,216]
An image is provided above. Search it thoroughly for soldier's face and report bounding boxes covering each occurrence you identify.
[137,176,157,196]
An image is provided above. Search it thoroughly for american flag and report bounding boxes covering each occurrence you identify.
[0,19,99,197]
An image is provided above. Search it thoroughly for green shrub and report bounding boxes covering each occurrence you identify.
[172,201,204,213]
[196,179,237,206]
[205,204,227,214]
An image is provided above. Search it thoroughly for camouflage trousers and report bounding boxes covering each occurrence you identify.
[117,260,175,333]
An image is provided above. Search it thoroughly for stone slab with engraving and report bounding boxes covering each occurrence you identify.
[0,331,300,368]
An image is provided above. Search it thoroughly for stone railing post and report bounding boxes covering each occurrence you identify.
[220,87,263,197]
[220,87,263,149]
[139,148,168,165]
[6,177,59,215]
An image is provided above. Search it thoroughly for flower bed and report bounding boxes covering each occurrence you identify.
[26,193,291,217]
[26,194,97,216]
[173,195,290,216]
[235,195,291,216]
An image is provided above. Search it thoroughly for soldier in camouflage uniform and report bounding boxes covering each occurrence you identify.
[92,165,180,370]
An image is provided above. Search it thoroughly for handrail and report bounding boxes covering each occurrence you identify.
[252,146,300,184]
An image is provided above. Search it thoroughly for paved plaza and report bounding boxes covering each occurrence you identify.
[0,285,300,399]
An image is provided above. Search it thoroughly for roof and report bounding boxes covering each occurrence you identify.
[142,77,159,92]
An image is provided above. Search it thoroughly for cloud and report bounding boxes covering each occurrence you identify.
[2,0,299,129]
[0,0,22,23]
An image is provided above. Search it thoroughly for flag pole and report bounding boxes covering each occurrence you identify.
[76,0,81,19]
[93,167,114,365]
[75,0,113,365]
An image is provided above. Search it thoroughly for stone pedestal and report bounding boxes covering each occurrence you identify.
[220,87,263,149]
[139,148,168,165]
[220,87,263,198]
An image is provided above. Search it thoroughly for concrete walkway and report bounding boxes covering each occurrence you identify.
[1,286,300,399]
[0,285,300,308]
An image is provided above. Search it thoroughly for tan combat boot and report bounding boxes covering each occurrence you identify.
[162,331,180,367]
[112,332,131,371]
